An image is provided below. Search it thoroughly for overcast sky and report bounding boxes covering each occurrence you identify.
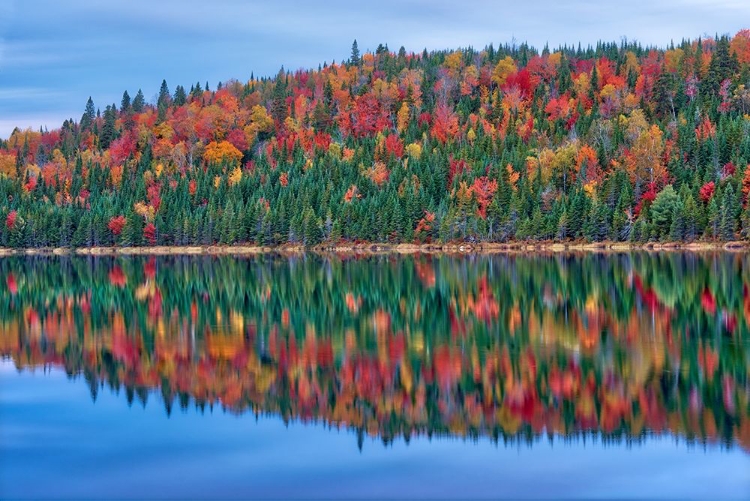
[1,0,748,138]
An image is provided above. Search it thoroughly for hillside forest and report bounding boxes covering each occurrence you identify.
[2,33,750,247]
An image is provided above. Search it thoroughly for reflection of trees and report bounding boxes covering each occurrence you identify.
[0,253,748,451]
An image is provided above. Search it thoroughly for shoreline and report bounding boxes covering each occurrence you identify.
[0,241,748,257]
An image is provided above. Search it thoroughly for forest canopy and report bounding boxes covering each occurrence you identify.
[2,33,750,248]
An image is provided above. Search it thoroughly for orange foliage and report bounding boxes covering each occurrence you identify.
[470,176,498,219]
[203,140,243,166]
[730,29,750,66]
[0,153,16,179]
[343,184,360,203]
[366,162,389,186]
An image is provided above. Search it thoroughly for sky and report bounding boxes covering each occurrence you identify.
[1,0,748,138]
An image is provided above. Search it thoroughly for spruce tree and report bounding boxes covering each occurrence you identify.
[350,39,361,67]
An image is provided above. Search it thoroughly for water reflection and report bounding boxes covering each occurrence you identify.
[1,253,748,452]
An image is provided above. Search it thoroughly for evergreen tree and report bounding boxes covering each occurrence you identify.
[81,97,96,131]
[121,91,131,112]
[173,85,187,107]
[650,185,681,239]
[350,39,361,67]
[132,89,145,113]
[719,184,738,240]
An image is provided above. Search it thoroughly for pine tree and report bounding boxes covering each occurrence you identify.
[173,85,187,107]
[100,104,117,150]
[350,39,361,67]
[707,197,719,240]
[132,89,145,113]
[81,97,96,131]
[651,185,681,240]
[719,184,738,240]
[121,91,131,112]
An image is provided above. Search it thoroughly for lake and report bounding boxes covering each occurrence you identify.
[1,253,748,499]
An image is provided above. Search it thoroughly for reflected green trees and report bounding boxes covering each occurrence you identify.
[1,253,748,450]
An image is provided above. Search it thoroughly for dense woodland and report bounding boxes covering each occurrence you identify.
[2,33,750,248]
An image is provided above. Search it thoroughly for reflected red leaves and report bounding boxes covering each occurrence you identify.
[108,266,127,287]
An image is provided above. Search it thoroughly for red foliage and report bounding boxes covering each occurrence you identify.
[24,176,37,193]
[108,266,127,288]
[313,132,331,152]
[722,161,736,179]
[431,103,459,144]
[448,157,469,187]
[189,179,197,196]
[634,183,657,217]
[146,182,162,211]
[384,134,404,158]
[352,93,387,138]
[226,128,248,153]
[144,257,157,279]
[701,288,716,316]
[699,181,715,203]
[5,210,17,230]
[108,215,126,237]
[502,68,536,99]
[143,223,157,245]
[471,176,498,218]
[109,134,137,165]
[6,273,17,295]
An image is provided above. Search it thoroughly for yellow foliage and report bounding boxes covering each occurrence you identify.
[250,105,274,134]
[397,102,410,134]
[153,122,174,141]
[443,51,463,77]
[492,56,517,87]
[454,181,473,207]
[574,72,591,98]
[328,143,342,160]
[154,163,164,178]
[7,128,41,150]
[133,201,155,222]
[405,142,422,160]
[623,51,641,76]
[600,83,617,101]
[583,181,597,197]
[283,116,299,133]
[664,48,684,73]
[228,167,242,186]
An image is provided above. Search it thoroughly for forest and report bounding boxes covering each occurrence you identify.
[1,33,750,248]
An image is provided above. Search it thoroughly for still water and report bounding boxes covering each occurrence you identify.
[1,253,748,499]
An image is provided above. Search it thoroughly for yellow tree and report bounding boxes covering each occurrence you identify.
[492,56,517,87]
[626,124,666,188]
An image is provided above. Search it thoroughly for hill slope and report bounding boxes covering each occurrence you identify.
[2,34,750,248]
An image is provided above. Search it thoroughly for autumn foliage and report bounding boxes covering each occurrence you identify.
[0,32,750,248]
